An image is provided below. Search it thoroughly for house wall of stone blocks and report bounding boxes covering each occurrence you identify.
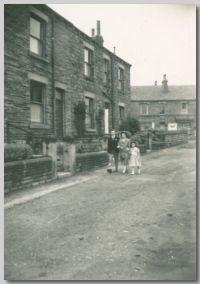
[131,100,196,132]
[4,4,132,147]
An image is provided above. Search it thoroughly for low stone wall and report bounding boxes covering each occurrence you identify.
[4,156,54,194]
[152,131,188,150]
[76,151,108,172]
[75,137,107,153]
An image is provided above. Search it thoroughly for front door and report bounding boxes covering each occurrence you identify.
[104,103,110,134]
[56,89,64,139]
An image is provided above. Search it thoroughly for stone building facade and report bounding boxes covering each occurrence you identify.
[131,75,196,134]
[5,4,131,147]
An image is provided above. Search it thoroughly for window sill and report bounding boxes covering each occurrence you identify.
[30,123,50,129]
[29,51,49,63]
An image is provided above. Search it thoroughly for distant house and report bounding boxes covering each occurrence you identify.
[4,4,131,149]
[131,75,196,134]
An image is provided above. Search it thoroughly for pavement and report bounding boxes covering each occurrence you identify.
[4,142,196,280]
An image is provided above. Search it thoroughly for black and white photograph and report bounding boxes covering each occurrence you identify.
[3,3,196,281]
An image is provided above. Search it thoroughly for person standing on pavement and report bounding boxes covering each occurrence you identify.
[107,130,120,173]
[129,141,141,175]
[119,132,130,174]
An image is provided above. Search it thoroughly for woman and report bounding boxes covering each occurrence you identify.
[119,132,130,174]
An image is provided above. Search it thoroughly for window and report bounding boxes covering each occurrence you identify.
[84,48,93,78]
[140,104,149,115]
[30,81,45,123]
[85,97,94,129]
[119,106,125,124]
[30,15,45,56]
[181,103,188,114]
[118,68,124,90]
[160,105,165,115]
[103,59,109,85]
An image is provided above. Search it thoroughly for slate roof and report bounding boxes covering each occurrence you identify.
[131,85,196,101]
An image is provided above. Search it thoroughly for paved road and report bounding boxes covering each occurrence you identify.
[5,144,196,280]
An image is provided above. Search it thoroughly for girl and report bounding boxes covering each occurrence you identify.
[119,132,130,174]
[129,141,141,175]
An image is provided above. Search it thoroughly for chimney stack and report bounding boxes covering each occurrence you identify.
[154,80,157,86]
[91,28,95,37]
[97,20,101,36]
[162,74,168,93]
[92,20,104,45]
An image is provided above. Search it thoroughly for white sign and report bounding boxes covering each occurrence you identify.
[151,122,155,129]
[168,123,177,131]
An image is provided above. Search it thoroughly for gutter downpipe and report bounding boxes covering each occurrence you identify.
[51,14,56,136]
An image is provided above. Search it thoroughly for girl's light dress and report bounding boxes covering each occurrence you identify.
[129,147,141,167]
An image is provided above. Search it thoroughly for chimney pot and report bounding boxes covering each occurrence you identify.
[91,28,95,37]
[162,74,168,92]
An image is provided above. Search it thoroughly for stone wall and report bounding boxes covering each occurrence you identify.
[4,156,54,194]
[76,151,108,172]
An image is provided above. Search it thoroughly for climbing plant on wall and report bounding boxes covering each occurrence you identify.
[96,108,104,136]
[74,100,86,137]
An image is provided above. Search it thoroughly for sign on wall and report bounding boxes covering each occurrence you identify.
[168,123,178,131]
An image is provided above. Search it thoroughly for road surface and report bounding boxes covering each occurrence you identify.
[5,143,196,280]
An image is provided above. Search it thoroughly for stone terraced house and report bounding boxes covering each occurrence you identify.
[131,75,196,135]
[4,4,131,151]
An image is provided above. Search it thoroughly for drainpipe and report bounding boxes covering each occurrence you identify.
[111,53,115,130]
[51,15,56,136]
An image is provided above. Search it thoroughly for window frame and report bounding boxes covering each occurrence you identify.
[85,96,95,130]
[84,47,94,79]
[30,14,46,57]
[103,58,110,85]
[181,102,188,114]
[118,67,124,91]
[140,103,149,115]
[119,106,125,122]
[30,80,45,124]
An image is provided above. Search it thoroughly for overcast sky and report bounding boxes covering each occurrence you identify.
[48,4,196,86]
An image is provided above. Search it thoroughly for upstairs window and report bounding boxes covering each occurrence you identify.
[160,105,165,115]
[118,68,124,91]
[30,80,45,123]
[103,59,109,85]
[140,104,149,115]
[181,102,188,114]
[84,48,93,79]
[30,15,45,56]
[85,97,94,129]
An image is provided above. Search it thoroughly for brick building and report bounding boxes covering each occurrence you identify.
[4,4,131,147]
[131,75,196,134]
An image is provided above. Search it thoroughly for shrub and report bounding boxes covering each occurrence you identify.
[119,115,140,135]
[74,101,86,137]
[4,143,33,162]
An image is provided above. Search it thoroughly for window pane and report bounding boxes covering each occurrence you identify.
[84,63,91,77]
[31,81,43,103]
[30,37,41,55]
[85,113,92,129]
[84,49,89,62]
[31,104,43,122]
[30,17,41,38]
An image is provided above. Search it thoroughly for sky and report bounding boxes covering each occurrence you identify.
[48,4,196,86]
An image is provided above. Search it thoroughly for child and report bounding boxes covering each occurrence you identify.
[129,141,141,175]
